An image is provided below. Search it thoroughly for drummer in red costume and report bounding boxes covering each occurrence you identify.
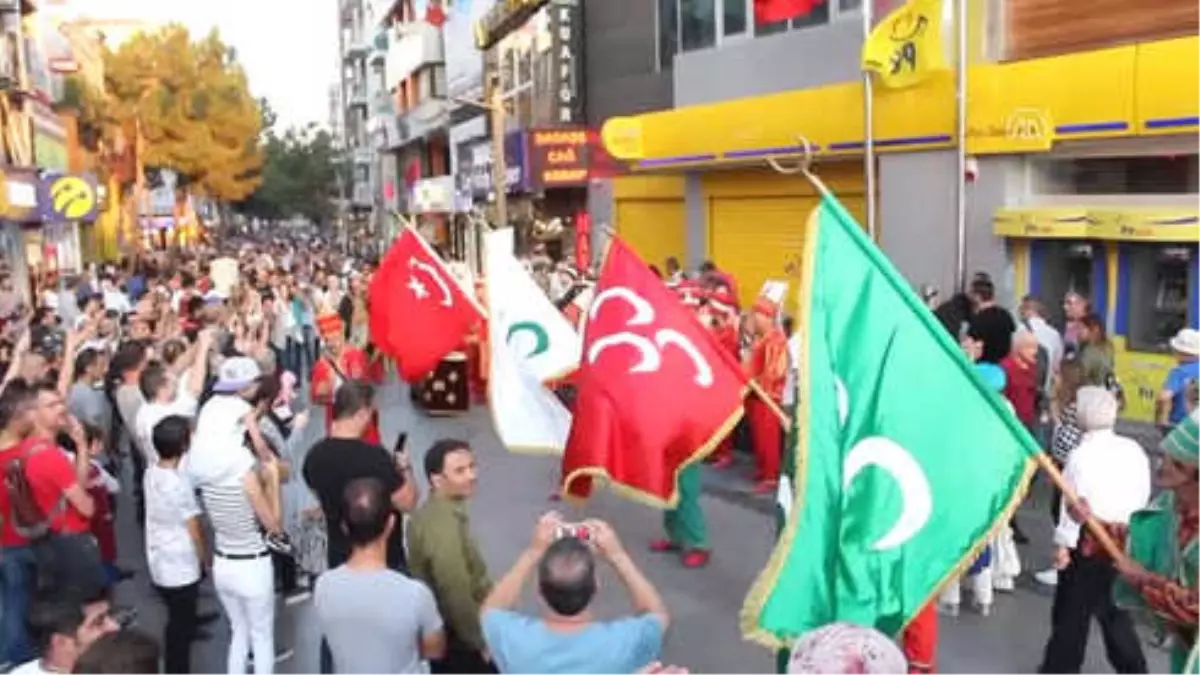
[698,288,741,469]
[745,297,787,494]
[311,312,383,443]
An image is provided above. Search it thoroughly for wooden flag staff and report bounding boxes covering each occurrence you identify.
[759,134,1125,562]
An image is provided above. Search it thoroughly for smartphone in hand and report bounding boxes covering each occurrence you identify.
[393,432,408,459]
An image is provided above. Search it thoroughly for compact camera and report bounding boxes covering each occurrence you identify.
[555,524,591,541]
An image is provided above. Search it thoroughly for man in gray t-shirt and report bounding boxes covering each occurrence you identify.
[315,477,445,674]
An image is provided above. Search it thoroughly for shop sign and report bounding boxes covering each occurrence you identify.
[37,172,99,222]
[3,170,40,222]
[410,175,456,214]
[1089,209,1200,243]
[967,108,1054,155]
[461,132,529,199]
[529,127,590,188]
[473,0,550,50]
[549,0,583,125]
[991,208,1090,239]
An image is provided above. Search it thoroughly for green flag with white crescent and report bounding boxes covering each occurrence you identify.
[742,189,1038,647]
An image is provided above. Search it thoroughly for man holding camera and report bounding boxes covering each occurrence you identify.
[480,513,669,674]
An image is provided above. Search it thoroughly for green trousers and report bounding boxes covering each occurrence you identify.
[663,463,708,550]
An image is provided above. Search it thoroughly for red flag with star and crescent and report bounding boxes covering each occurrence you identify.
[369,229,483,382]
[562,238,747,508]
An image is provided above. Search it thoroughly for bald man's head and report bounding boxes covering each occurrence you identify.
[537,538,597,617]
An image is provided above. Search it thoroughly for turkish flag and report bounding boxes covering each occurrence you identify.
[369,229,483,382]
[754,0,825,24]
[562,238,747,507]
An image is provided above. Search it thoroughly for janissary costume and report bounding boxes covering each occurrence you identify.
[649,283,716,569]
[310,313,383,444]
[746,298,788,494]
[699,289,741,468]
[1111,412,1199,673]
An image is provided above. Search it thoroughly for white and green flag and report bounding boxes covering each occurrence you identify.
[483,228,578,453]
[741,189,1038,647]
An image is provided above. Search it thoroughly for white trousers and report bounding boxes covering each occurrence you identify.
[213,554,275,674]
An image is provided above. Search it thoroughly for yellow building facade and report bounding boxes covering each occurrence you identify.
[601,34,1198,424]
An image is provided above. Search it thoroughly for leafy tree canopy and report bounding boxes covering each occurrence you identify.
[88,24,264,201]
[236,120,345,225]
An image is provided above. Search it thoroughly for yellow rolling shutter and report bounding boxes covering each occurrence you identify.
[709,197,814,309]
[615,199,686,269]
[705,165,866,310]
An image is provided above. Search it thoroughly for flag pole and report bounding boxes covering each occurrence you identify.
[953,0,968,290]
[861,0,878,240]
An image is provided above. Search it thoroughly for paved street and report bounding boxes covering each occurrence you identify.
[108,377,1170,674]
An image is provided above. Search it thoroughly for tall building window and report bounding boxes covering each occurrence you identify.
[724,0,747,35]
[680,0,717,51]
[657,0,679,69]
[659,0,852,58]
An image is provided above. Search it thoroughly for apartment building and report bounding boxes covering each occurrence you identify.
[338,0,378,235]
[600,0,1197,425]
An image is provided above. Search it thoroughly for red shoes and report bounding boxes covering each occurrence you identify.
[649,539,680,553]
[754,479,779,495]
[650,540,710,568]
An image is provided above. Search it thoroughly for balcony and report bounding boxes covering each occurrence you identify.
[389,98,449,150]
[343,26,370,59]
[351,183,373,208]
[353,145,375,165]
[384,21,444,88]
[346,85,368,108]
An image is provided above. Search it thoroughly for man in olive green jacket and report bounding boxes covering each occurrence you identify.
[407,439,495,673]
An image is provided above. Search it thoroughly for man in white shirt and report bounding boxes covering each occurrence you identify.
[1038,386,1149,674]
[99,277,132,315]
[135,330,212,464]
[1020,296,1064,394]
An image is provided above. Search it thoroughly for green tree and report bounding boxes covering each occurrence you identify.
[92,24,264,201]
[237,122,343,224]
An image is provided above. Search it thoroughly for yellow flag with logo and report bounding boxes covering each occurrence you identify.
[861,0,946,89]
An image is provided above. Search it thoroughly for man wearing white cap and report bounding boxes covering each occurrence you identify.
[1158,328,1200,433]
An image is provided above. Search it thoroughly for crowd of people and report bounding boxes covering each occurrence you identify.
[0,234,1192,675]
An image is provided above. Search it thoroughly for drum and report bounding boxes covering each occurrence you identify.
[415,352,470,415]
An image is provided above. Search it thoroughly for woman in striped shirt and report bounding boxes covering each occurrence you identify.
[187,358,284,674]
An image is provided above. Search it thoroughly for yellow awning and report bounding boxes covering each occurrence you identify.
[1089,209,1199,242]
[993,207,1200,242]
[992,208,1091,238]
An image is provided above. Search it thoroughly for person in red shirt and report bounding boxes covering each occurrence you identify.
[746,298,788,494]
[0,383,40,663]
[23,382,106,593]
[1002,331,1040,429]
[311,313,382,443]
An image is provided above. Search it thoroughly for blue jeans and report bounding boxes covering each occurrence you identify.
[0,545,36,664]
[283,339,304,379]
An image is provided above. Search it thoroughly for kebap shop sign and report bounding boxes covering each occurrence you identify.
[529,128,590,188]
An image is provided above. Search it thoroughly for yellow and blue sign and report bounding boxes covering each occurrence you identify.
[38,172,99,222]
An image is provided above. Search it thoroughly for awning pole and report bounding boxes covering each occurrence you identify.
[862,0,878,240]
[954,0,969,290]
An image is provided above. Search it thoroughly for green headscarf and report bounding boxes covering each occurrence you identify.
[1161,410,1199,466]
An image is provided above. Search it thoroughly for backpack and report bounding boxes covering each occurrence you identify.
[3,441,66,540]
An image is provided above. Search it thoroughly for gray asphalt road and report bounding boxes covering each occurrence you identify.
[108,377,1170,673]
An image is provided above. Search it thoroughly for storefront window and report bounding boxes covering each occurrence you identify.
[681,0,717,51]
[1035,155,1199,195]
[1037,242,1094,329]
[1127,244,1196,353]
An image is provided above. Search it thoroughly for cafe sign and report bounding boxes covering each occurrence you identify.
[530,127,589,188]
